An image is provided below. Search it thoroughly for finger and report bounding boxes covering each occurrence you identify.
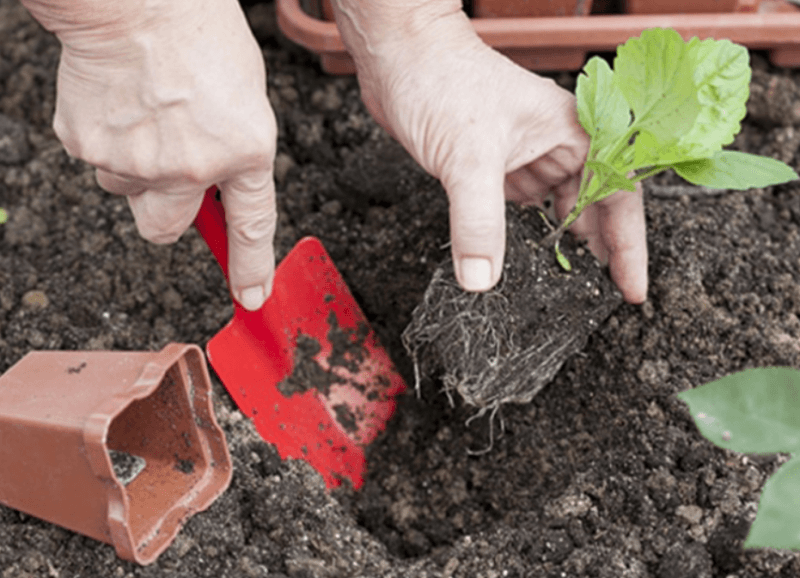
[504,166,551,204]
[220,170,277,311]
[443,162,506,292]
[96,168,148,196]
[597,184,648,304]
[126,188,204,244]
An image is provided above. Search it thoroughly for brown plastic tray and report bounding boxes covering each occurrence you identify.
[277,0,800,73]
[0,343,232,565]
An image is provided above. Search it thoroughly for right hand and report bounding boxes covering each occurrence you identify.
[21,0,278,311]
[333,3,648,302]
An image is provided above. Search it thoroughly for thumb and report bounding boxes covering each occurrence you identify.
[443,165,506,292]
[220,170,277,311]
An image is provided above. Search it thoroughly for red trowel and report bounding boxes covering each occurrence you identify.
[193,186,406,489]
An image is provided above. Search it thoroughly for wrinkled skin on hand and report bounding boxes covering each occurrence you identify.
[333,2,648,303]
[21,0,278,310]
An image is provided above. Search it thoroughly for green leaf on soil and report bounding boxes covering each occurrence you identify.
[680,367,800,550]
[678,367,800,454]
[0,208,6,225]
[745,456,800,550]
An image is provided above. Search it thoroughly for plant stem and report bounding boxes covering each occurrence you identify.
[632,165,667,183]
[540,214,572,248]
[540,124,664,251]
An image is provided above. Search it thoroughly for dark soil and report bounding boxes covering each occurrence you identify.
[2,1,800,577]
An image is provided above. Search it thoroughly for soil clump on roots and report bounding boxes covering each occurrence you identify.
[403,203,623,410]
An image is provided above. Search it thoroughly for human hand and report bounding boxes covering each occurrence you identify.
[20,0,277,310]
[332,2,647,303]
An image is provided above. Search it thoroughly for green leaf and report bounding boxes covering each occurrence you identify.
[632,129,710,168]
[745,456,800,550]
[679,37,751,156]
[674,151,798,190]
[576,56,631,156]
[677,367,800,454]
[614,28,700,144]
[555,241,572,271]
[0,208,6,225]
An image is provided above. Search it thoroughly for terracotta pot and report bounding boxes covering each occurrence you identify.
[473,0,593,17]
[299,0,334,20]
[0,344,232,565]
[473,0,594,68]
[312,0,601,19]
[625,0,748,13]
[277,0,800,73]
[300,0,334,19]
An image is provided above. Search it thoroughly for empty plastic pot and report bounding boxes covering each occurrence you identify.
[0,343,232,565]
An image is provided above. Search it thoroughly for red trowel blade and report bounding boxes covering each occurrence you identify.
[194,187,406,488]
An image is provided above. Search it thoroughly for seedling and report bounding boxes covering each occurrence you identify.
[543,27,798,254]
[679,368,800,550]
[0,208,7,225]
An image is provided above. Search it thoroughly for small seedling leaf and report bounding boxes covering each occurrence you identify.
[0,208,7,225]
[673,151,798,190]
[744,455,800,550]
[576,56,631,156]
[554,242,572,271]
[677,367,800,454]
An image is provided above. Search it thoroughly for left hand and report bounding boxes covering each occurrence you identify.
[21,0,279,311]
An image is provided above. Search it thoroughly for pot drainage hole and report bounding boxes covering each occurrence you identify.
[108,450,147,486]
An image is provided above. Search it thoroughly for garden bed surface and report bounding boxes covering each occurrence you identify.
[2,1,800,576]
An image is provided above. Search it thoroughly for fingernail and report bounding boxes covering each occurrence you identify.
[238,285,266,311]
[459,257,493,292]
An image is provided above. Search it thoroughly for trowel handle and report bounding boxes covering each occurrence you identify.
[193,186,231,280]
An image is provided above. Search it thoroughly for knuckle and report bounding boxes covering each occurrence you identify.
[127,146,159,182]
[454,213,501,243]
[230,211,277,245]
[179,158,214,186]
[250,122,278,161]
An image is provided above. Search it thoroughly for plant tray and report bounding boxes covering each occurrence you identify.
[277,0,800,73]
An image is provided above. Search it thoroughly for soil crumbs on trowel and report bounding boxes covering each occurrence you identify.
[3,1,800,576]
[276,310,372,433]
[276,311,370,399]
